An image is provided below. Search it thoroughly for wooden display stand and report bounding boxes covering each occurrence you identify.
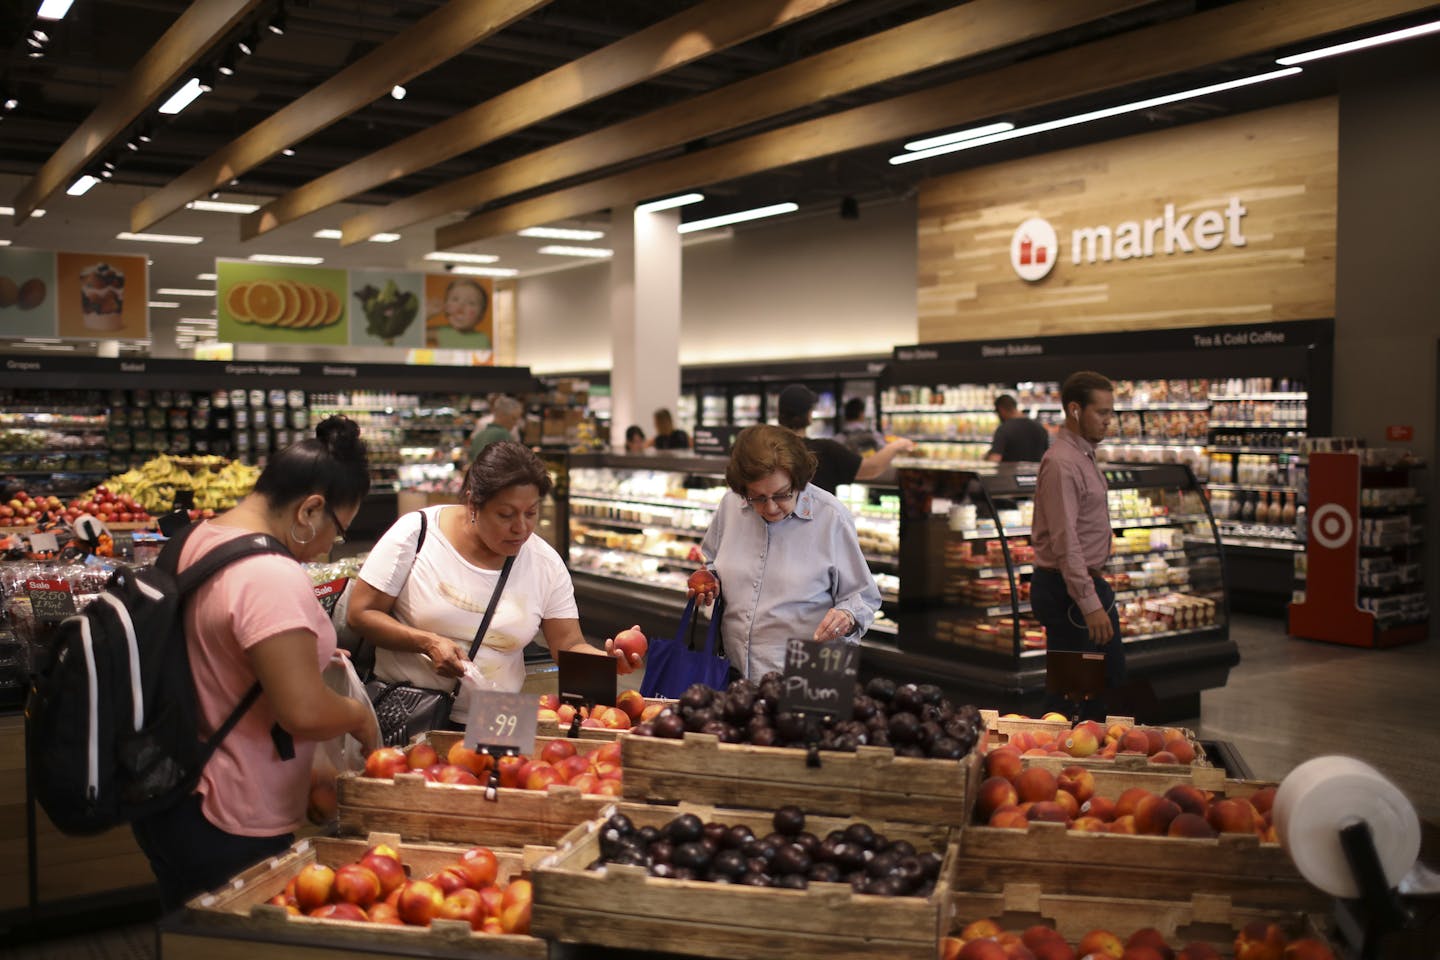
[1288,452,1427,647]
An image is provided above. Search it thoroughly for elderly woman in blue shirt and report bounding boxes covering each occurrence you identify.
[692,424,882,679]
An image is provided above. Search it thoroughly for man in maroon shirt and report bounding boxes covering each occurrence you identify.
[1030,371,1122,719]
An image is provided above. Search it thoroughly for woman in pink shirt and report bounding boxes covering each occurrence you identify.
[131,416,380,909]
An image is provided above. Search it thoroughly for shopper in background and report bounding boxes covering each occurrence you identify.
[132,416,381,910]
[986,394,1051,463]
[348,441,639,720]
[1029,371,1122,719]
[777,384,914,494]
[650,408,690,450]
[469,395,523,459]
[624,425,648,454]
[689,424,881,679]
[837,397,884,455]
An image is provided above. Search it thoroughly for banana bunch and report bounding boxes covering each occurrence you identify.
[89,455,262,513]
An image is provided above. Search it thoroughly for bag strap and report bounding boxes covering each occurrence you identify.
[703,595,725,659]
[452,555,515,694]
[175,531,291,595]
[154,519,204,577]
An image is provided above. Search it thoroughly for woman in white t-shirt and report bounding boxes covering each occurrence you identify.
[348,442,638,723]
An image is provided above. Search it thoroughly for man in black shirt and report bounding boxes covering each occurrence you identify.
[777,385,914,494]
[986,394,1051,463]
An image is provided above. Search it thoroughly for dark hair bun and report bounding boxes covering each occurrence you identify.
[315,415,366,462]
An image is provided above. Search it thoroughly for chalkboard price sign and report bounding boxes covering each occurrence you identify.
[26,578,77,623]
[779,638,859,717]
[463,691,537,757]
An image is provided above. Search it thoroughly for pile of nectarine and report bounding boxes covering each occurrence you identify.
[975,747,1277,841]
[361,738,623,796]
[537,689,660,730]
[996,718,1198,765]
[941,917,1334,959]
[267,842,533,935]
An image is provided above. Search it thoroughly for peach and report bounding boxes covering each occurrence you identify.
[569,772,602,794]
[1119,729,1150,754]
[1120,949,1167,960]
[496,754,525,789]
[1106,721,1131,743]
[537,693,560,711]
[1163,737,1196,764]
[537,708,559,723]
[438,888,486,930]
[481,917,504,935]
[1163,785,1209,818]
[1125,929,1174,960]
[293,863,336,911]
[1062,726,1100,758]
[989,809,1030,830]
[958,942,1008,960]
[1149,751,1180,765]
[556,703,578,726]
[599,705,632,730]
[961,919,1003,940]
[985,745,1025,781]
[364,747,409,780]
[1134,795,1181,836]
[1114,787,1155,819]
[1033,943,1077,960]
[1208,799,1259,835]
[940,936,965,960]
[556,753,593,783]
[397,879,446,926]
[1052,789,1080,820]
[539,738,577,765]
[457,846,499,888]
[525,764,564,791]
[1032,730,1056,747]
[1023,748,1051,758]
[360,852,406,897]
[1022,926,1066,950]
[640,702,667,723]
[594,740,622,764]
[1015,767,1058,803]
[1248,786,1277,814]
[368,902,404,925]
[597,778,624,797]
[1109,815,1137,834]
[1167,812,1219,839]
[308,902,368,922]
[1233,921,1286,960]
[1026,801,1069,824]
[1076,929,1124,959]
[1072,816,1109,833]
[500,878,532,935]
[1058,766,1095,804]
[427,866,471,896]
[447,742,494,777]
[977,776,1021,820]
[476,884,503,919]
[333,863,381,908]
[1142,729,1165,755]
[406,742,440,769]
[1041,712,1069,722]
[615,688,647,722]
[435,765,482,786]
[1281,939,1336,960]
[1083,796,1117,822]
[1177,946,1222,960]
[1009,732,1035,753]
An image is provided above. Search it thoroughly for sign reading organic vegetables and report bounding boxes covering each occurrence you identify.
[216,259,348,345]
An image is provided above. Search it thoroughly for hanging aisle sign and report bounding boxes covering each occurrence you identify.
[0,247,149,341]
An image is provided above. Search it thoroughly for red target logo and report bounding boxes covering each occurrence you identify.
[1310,503,1354,550]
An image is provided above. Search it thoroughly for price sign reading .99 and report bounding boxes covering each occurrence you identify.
[463,691,537,757]
[780,638,859,718]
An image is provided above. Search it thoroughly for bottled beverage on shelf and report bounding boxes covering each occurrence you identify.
[1281,491,1297,525]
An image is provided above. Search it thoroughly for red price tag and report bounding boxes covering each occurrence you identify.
[1386,425,1413,442]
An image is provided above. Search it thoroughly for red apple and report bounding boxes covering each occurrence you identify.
[435,765,482,786]
[500,879,532,935]
[537,693,560,712]
[308,902,368,922]
[427,866,471,896]
[524,763,563,792]
[360,852,407,897]
[475,884,504,920]
[496,754,525,789]
[364,747,409,780]
[368,902,404,925]
[539,739,577,765]
[438,888,486,930]
[555,753,592,783]
[687,568,717,593]
[615,688,647,722]
[406,742,440,769]
[332,863,381,908]
[293,863,335,911]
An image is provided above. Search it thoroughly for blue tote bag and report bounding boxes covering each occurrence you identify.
[639,595,730,699]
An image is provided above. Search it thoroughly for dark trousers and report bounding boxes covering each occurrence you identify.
[132,792,293,911]
[1029,568,1125,721]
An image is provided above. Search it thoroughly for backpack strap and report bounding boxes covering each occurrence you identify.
[414,509,427,556]
[175,531,290,596]
[154,520,205,578]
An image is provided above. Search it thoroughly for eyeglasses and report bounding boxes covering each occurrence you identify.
[744,488,794,508]
[325,505,348,545]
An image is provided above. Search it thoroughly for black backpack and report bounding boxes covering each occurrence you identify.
[26,523,289,835]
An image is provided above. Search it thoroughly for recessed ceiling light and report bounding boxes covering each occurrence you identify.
[98,169,114,179]
[148,301,181,308]
[36,0,76,19]
[158,78,208,116]
[196,273,217,281]
[519,226,605,241]
[537,245,613,258]
[156,288,216,296]
[0,240,11,247]
[391,84,406,100]
[187,199,260,214]
[451,265,518,277]
[313,229,342,239]
[1277,18,1440,64]
[369,232,401,243]
[248,253,324,265]
[2,97,18,112]
[423,251,499,264]
[67,175,100,196]
[0,207,44,218]
[281,148,295,157]
[635,193,705,214]
[117,231,205,244]
[677,202,799,234]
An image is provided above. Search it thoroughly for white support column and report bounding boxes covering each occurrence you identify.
[610,205,682,448]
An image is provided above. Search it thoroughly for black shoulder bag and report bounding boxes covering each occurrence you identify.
[366,511,516,746]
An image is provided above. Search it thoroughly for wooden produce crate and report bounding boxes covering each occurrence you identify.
[337,733,611,848]
[535,697,673,740]
[622,731,982,824]
[178,831,548,959]
[980,709,1211,774]
[956,769,1323,912]
[947,883,1331,956]
[533,801,958,960]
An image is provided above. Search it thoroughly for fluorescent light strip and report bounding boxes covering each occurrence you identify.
[369,232,402,243]
[187,199,260,213]
[1278,19,1440,64]
[196,273,217,281]
[519,226,605,241]
[537,245,613,258]
[451,265,518,277]
[147,301,181,308]
[158,77,207,116]
[0,207,45,218]
[423,251,499,264]
[636,193,704,214]
[156,288,216,296]
[37,0,76,19]
[312,229,342,239]
[0,240,11,247]
[905,121,1017,152]
[117,231,204,244]
[677,202,799,234]
[248,254,324,265]
[891,68,1302,165]
[67,175,100,196]
[22,338,63,344]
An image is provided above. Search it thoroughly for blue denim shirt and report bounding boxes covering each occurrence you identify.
[700,484,882,679]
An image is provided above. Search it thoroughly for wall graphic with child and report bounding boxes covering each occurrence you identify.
[423,273,493,361]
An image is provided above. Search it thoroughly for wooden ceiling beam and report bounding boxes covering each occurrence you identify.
[243,0,850,242]
[9,0,263,225]
[436,0,1437,249]
[131,0,551,233]
[341,0,1146,246]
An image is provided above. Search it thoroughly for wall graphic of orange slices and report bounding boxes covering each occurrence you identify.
[313,286,343,327]
[244,280,286,326]
[272,280,304,326]
[225,282,254,323]
[281,280,317,327]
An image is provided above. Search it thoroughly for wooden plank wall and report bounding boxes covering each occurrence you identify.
[916,98,1338,343]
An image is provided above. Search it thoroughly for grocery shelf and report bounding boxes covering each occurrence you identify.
[1207,392,1309,401]
[902,434,993,443]
[1102,439,1208,448]
[1208,421,1307,429]
[571,516,708,539]
[570,544,701,569]
[1113,514,1211,529]
[1208,446,1300,455]
[570,493,720,513]
[862,551,900,567]
[1205,483,1300,493]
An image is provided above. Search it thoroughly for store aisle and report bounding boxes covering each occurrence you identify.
[1197,613,1440,822]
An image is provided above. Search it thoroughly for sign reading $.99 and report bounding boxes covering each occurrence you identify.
[464,691,537,756]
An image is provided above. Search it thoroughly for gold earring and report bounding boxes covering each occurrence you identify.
[290,520,317,545]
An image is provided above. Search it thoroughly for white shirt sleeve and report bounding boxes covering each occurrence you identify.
[357,508,427,598]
